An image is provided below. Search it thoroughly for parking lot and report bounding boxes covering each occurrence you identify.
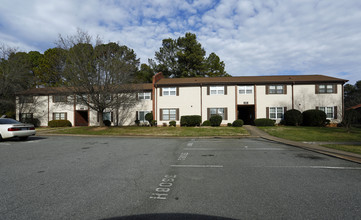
[1,136,361,219]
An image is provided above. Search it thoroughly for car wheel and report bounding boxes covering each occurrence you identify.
[19,136,28,141]
[0,134,3,141]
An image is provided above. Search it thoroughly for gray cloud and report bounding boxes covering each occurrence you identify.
[0,0,360,84]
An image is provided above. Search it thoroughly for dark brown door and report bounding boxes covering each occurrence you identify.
[75,110,89,126]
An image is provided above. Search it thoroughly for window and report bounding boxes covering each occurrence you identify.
[76,95,87,104]
[161,109,178,121]
[317,84,336,94]
[53,112,67,120]
[239,86,253,94]
[20,113,33,123]
[319,107,334,119]
[208,108,227,120]
[162,87,176,96]
[210,86,224,95]
[19,96,33,103]
[138,92,151,100]
[269,107,284,119]
[268,85,285,94]
[103,112,112,121]
[53,95,67,103]
[138,111,151,122]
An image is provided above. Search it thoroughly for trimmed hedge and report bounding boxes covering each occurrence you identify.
[302,109,327,126]
[169,120,176,127]
[180,115,201,126]
[232,119,244,127]
[48,120,72,127]
[210,115,222,127]
[284,109,302,126]
[254,118,275,126]
[103,120,111,126]
[202,120,211,126]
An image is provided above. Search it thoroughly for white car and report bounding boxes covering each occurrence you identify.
[0,118,36,141]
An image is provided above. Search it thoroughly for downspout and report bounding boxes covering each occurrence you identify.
[292,82,295,109]
[48,95,50,124]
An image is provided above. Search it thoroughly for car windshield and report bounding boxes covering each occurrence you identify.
[0,118,22,124]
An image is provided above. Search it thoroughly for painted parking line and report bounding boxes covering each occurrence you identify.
[249,166,361,170]
[183,147,286,151]
[171,164,223,168]
[187,142,193,147]
[177,152,188,161]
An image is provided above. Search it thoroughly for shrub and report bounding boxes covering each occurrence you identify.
[134,119,140,126]
[23,118,41,127]
[169,120,176,127]
[151,120,157,127]
[145,112,153,125]
[103,120,111,126]
[202,120,211,126]
[302,109,327,126]
[48,120,72,127]
[284,109,303,126]
[254,118,275,126]
[227,123,232,127]
[209,115,222,127]
[180,115,201,127]
[232,119,244,127]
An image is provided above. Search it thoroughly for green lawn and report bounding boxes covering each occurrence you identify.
[259,126,361,142]
[40,126,249,137]
[322,144,361,155]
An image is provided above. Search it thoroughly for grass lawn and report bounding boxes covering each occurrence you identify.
[259,126,361,142]
[40,126,249,137]
[322,144,361,155]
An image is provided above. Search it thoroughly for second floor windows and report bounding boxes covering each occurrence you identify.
[162,87,177,96]
[238,86,253,94]
[138,92,151,100]
[316,84,337,94]
[267,85,286,94]
[53,95,67,103]
[210,86,225,95]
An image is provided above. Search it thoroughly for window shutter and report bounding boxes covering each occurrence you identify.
[224,86,227,95]
[136,111,138,120]
[224,108,228,120]
[160,88,162,96]
[97,112,99,122]
[284,85,287,94]
[136,93,139,100]
[266,107,269,119]
[316,106,319,110]
[266,85,269,94]
[176,109,179,120]
[150,92,153,100]
[333,84,337,93]
[111,112,113,122]
[207,86,210,95]
[207,108,210,120]
[315,85,319,94]
[52,96,55,103]
[176,87,179,96]
[65,113,68,120]
[53,113,55,120]
[160,109,163,121]
[284,107,287,113]
[334,106,337,119]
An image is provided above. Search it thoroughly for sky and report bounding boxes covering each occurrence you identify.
[0,0,360,84]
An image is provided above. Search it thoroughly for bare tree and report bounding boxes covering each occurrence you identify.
[57,30,141,126]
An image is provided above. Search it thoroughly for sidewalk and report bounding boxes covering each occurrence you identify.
[243,125,361,164]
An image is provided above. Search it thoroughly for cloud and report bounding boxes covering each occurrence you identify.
[0,0,360,84]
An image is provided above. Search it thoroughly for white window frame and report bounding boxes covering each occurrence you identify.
[103,112,112,121]
[138,92,151,100]
[319,107,334,119]
[210,86,224,95]
[54,112,66,120]
[138,110,151,122]
[269,107,284,120]
[162,109,177,121]
[238,86,253,94]
[269,85,284,94]
[210,108,225,119]
[163,87,176,96]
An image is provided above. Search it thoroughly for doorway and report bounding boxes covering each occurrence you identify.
[238,105,255,125]
[75,110,89,126]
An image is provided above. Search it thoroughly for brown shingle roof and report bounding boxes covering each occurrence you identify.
[155,75,348,86]
[16,83,153,95]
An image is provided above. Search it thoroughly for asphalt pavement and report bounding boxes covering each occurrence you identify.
[0,136,360,219]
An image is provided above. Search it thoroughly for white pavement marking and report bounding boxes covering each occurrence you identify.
[171,164,223,168]
[178,152,188,161]
[0,143,10,145]
[253,166,361,170]
[183,148,285,151]
[187,142,193,147]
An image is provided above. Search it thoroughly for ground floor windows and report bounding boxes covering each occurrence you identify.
[20,113,33,123]
[53,112,67,120]
[103,112,112,121]
[268,107,285,120]
[138,111,151,122]
[208,108,228,120]
[160,109,179,121]
[318,106,337,119]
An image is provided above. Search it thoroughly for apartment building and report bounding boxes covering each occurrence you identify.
[16,74,347,126]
